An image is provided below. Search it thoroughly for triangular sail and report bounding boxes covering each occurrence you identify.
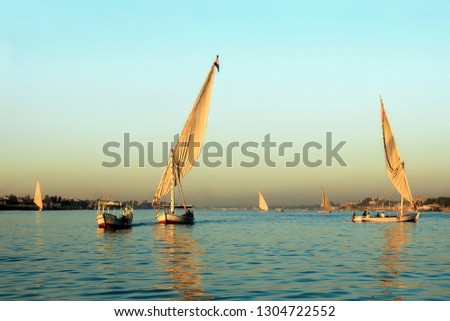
[380,97,413,204]
[258,191,269,211]
[320,186,332,212]
[153,57,219,204]
[33,179,43,210]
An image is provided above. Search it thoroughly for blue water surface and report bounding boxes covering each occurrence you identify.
[0,210,449,300]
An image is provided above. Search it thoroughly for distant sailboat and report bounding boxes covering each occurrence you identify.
[353,97,419,223]
[33,179,43,211]
[258,191,269,212]
[318,186,332,213]
[152,56,219,224]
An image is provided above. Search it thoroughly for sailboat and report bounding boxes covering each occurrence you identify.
[318,186,332,213]
[258,191,269,212]
[354,97,419,223]
[152,56,219,224]
[33,179,43,211]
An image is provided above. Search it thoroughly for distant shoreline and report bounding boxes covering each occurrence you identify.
[0,204,39,211]
[1,205,448,213]
[0,204,92,211]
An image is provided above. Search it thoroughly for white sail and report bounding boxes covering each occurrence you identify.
[320,186,332,212]
[380,97,413,204]
[258,191,269,212]
[351,98,419,222]
[153,57,219,204]
[33,179,43,210]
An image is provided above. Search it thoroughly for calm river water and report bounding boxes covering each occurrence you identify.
[1,210,449,300]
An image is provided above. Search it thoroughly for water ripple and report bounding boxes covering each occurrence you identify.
[0,210,449,300]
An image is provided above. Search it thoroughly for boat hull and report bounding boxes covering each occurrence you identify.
[156,212,194,224]
[358,212,420,223]
[96,213,133,229]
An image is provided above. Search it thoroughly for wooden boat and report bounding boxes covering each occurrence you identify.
[318,186,332,213]
[352,97,419,223]
[156,205,195,224]
[152,56,219,224]
[362,213,418,222]
[258,191,269,212]
[96,200,133,228]
[33,179,43,211]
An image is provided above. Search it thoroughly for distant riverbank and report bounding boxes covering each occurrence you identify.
[0,204,92,211]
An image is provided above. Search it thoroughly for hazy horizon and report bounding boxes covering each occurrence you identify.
[2,1,450,206]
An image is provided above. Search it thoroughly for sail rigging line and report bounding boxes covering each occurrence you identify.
[174,161,188,213]
[379,184,397,211]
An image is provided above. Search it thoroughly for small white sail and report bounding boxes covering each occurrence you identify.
[258,191,269,212]
[380,97,413,204]
[153,57,219,205]
[320,186,332,212]
[33,179,43,210]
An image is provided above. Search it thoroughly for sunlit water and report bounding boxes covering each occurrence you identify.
[0,210,449,300]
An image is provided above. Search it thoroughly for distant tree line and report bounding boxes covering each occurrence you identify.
[424,197,450,207]
[0,194,90,210]
[1,194,154,210]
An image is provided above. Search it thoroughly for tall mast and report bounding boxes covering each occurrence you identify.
[400,195,404,216]
[170,148,175,214]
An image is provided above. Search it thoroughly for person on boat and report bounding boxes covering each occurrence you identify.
[362,210,367,217]
[381,211,385,218]
[352,212,356,220]
[367,212,371,218]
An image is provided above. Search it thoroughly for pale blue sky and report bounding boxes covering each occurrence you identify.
[1,1,449,205]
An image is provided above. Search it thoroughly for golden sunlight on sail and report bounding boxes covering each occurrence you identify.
[380,97,413,204]
[258,191,269,212]
[33,179,43,211]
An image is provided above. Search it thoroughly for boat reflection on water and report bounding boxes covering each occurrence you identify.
[95,227,133,262]
[96,226,133,237]
[153,224,212,300]
[378,223,415,300]
[34,211,44,249]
